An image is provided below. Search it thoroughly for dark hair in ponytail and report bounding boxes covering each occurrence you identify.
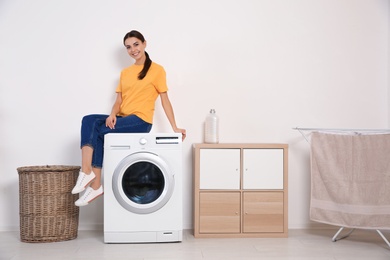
[139,51,151,80]
[123,30,152,80]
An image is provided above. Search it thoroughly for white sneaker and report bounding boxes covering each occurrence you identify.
[71,171,96,194]
[75,186,104,207]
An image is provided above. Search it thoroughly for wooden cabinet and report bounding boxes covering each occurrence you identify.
[200,149,240,190]
[199,192,240,233]
[193,143,288,238]
[242,192,284,233]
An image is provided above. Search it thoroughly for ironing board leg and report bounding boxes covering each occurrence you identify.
[332,228,390,248]
[376,230,390,249]
[332,227,355,242]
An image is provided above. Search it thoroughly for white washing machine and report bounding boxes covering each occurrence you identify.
[103,133,182,243]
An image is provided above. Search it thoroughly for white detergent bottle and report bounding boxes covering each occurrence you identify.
[204,109,219,143]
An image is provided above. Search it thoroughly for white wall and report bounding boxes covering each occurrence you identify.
[0,0,388,231]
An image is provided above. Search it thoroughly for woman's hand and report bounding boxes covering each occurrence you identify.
[106,114,117,129]
[106,93,122,129]
[160,92,186,141]
[174,128,187,141]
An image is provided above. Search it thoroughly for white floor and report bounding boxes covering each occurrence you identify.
[1,229,390,260]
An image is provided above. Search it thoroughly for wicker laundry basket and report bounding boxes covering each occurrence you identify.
[17,165,80,243]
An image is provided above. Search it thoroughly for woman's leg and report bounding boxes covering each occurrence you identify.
[90,115,152,168]
[90,167,102,190]
[79,147,102,190]
[112,115,152,133]
[80,114,108,178]
[75,115,152,206]
[72,115,107,194]
[84,115,151,191]
[81,145,93,174]
[80,114,108,150]
[80,114,152,174]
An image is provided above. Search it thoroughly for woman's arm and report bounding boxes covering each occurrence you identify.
[160,92,186,140]
[106,93,122,129]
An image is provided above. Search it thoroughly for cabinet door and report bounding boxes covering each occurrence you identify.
[199,192,241,233]
[200,149,240,189]
[243,192,284,233]
[243,149,283,190]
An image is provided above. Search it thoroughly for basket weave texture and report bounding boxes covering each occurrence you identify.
[17,165,80,243]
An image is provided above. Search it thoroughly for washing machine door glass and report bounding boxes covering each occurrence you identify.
[112,152,175,214]
[122,161,164,204]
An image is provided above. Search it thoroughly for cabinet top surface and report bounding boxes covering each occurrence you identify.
[193,143,288,148]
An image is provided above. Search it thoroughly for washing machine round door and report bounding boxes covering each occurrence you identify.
[112,152,174,214]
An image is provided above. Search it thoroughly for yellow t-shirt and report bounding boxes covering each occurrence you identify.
[116,62,168,124]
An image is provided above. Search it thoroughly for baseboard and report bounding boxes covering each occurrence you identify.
[0,225,337,233]
[0,224,105,232]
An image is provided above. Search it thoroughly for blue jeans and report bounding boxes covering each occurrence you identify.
[80,114,152,168]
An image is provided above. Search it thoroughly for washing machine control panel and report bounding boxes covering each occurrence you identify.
[139,138,148,145]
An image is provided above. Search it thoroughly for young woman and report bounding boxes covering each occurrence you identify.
[71,30,186,206]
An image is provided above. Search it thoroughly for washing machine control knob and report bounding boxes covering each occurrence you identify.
[139,138,147,145]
